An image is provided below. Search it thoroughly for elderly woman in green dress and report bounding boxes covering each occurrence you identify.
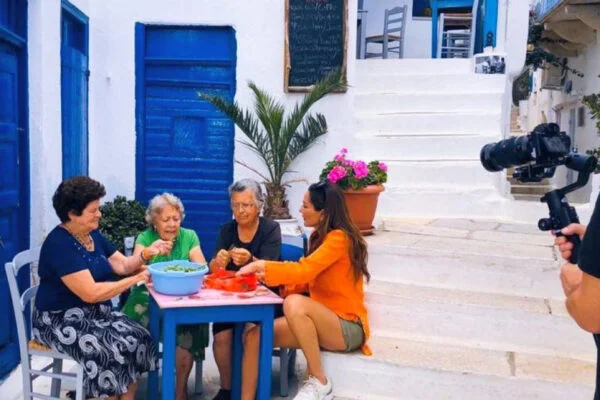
[121,193,208,400]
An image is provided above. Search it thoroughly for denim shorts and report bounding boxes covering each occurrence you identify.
[339,317,364,352]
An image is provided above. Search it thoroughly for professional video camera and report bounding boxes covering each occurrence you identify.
[480,123,598,263]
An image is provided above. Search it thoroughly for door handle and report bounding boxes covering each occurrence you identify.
[0,235,4,248]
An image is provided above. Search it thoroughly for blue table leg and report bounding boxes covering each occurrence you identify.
[256,307,274,400]
[148,296,159,400]
[162,312,176,400]
[431,4,439,58]
[232,322,244,400]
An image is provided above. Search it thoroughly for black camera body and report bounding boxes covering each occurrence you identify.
[480,123,598,264]
[481,123,572,181]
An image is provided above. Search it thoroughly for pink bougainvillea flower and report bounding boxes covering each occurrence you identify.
[327,165,347,183]
[378,162,388,172]
[334,154,345,162]
[353,161,369,179]
[340,148,348,154]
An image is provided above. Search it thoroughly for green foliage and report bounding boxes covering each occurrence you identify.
[199,69,347,218]
[99,196,147,252]
[512,70,531,106]
[585,146,600,174]
[525,21,583,77]
[583,94,600,134]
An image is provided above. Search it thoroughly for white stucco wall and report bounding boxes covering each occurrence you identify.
[523,31,600,203]
[28,0,359,242]
[362,0,430,59]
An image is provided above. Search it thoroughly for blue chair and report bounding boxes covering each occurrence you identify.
[274,236,308,397]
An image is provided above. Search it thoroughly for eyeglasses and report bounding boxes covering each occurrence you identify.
[231,202,255,211]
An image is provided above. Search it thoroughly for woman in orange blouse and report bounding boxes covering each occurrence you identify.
[237,180,371,400]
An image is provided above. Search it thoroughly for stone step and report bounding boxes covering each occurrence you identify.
[355,58,471,76]
[322,348,594,400]
[356,111,501,135]
[367,291,595,363]
[366,280,565,317]
[368,224,554,261]
[511,184,553,195]
[507,176,551,185]
[354,73,505,94]
[354,133,495,160]
[376,186,506,220]
[354,92,503,114]
[385,160,493,187]
[377,187,551,224]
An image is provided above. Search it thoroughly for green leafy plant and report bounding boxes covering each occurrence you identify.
[586,146,600,174]
[199,69,347,219]
[99,196,147,252]
[583,93,600,134]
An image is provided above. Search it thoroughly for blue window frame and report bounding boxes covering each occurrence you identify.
[61,0,89,179]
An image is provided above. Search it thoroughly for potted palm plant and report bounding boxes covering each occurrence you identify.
[199,69,347,219]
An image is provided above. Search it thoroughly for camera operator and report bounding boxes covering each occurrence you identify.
[555,195,600,399]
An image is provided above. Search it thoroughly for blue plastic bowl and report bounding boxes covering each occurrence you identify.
[149,260,209,296]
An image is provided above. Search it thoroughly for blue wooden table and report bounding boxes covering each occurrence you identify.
[147,285,283,400]
[430,0,474,58]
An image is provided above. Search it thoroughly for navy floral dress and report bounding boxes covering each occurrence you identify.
[32,227,157,398]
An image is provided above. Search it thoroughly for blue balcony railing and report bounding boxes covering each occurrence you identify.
[533,0,564,21]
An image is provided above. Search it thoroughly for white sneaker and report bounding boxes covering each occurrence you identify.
[293,375,333,400]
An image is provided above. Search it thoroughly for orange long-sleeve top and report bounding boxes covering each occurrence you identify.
[263,229,371,355]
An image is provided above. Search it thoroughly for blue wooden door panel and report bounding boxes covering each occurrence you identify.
[138,26,236,258]
[0,38,22,378]
[61,7,88,179]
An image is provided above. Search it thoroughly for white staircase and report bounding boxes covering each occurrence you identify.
[322,219,596,399]
[353,59,538,222]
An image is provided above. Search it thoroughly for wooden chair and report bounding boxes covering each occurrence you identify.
[5,247,85,400]
[437,0,479,58]
[365,5,407,59]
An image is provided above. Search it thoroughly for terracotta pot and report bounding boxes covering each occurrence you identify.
[343,185,385,236]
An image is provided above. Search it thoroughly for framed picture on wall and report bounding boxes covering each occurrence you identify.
[413,0,432,17]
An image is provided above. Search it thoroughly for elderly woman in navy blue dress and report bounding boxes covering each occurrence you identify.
[32,176,171,399]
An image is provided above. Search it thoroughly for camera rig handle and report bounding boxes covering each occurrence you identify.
[537,154,597,264]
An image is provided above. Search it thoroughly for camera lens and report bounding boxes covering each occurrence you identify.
[480,136,534,172]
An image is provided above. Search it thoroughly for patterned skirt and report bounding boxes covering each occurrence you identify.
[32,304,157,398]
[121,285,209,360]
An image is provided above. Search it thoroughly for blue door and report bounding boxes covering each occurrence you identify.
[136,26,236,258]
[0,0,28,379]
[61,1,88,179]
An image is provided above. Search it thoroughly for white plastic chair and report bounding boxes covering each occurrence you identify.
[5,247,85,400]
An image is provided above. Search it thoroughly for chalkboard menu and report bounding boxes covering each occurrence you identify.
[285,0,347,92]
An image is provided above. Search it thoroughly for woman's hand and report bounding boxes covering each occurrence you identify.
[213,249,231,270]
[236,259,266,280]
[134,266,151,285]
[560,262,583,297]
[230,247,252,266]
[147,239,173,258]
[554,223,587,261]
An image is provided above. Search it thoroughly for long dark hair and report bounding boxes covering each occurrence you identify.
[307,181,370,282]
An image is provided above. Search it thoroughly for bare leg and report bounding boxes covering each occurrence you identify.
[118,381,138,400]
[175,347,193,400]
[213,329,233,389]
[241,295,346,400]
